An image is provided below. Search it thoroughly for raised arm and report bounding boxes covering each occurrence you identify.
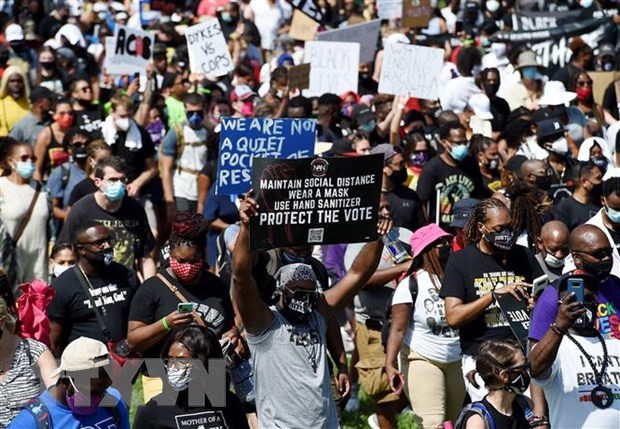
[232,193,274,335]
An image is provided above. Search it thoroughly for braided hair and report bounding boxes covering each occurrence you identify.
[170,211,209,251]
[462,198,509,246]
[506,182,541,251]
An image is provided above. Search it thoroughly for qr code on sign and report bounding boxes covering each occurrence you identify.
[308,228,324,243]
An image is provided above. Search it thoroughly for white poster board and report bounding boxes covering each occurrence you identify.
[105,26,154,75]
[378,43,444,99]
[377,0,403,19]
[316,20,381,63]
[185,19,234,77]
[303,41,360,97]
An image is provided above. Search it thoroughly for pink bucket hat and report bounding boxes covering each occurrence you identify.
[406,224,452,276]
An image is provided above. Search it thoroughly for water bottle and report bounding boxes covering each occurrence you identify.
[381,229,410,263]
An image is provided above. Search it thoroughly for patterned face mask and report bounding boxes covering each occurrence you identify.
[170,259,203,283]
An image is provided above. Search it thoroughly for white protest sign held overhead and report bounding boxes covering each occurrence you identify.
[105,26,154,75]
[303,41,360,97]
[378,43,444,100]
[316,20,381,64]
[377,0,403,19]
[185,19,234,77]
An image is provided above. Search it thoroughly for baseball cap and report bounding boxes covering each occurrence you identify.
[536,118,564,140]
[50,337,110,377]
[370,143,399,161]
[405,224,452,276]
[352,104,375,126]
[5,23,24,43]
[598,43,616,59]
[30,86,54,104]
[467,94,493,120]
[230,85,255,102]
[450,198,480,228]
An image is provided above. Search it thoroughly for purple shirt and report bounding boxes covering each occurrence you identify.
[528,275,620,342]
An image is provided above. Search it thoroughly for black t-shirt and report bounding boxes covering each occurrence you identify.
[47,264,139,344]
[553,197,599,231]
[603,79,620,121]
[128,269,234,358]
[463,397,530,429]
[74,104,104,139]
[440,244,543,356]
[38,15,63,41]
[59,194,156,270]
[383,185,426,232]
[417,155,487,226]
[134,390,249,429]
[67,178,98,207]
[489,96,511,132]
[547,158,577,204]
[110,125,155,183]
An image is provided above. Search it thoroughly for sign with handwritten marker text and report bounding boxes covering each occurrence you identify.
[378,43,444,100]
[106,26,154,75]
[304,41,360,97]
[377,0,403,19]
[216,118,316,196]
[316,20,381,63]
[185,19,234,77]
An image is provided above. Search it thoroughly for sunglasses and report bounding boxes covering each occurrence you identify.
[78,86,92,93]
[72,141,89,148]
[576,80,593,87]
[573,248,613,260]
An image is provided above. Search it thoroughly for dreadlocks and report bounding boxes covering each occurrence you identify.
[462,198,509,246]
[506,182,541,251]
[170,211,209,251]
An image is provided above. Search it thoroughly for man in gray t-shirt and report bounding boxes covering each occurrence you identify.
[233,193,390,428]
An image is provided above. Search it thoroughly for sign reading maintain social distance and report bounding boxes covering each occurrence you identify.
[185,19,234,77]
[106,25,154,75]
[216,118,316,196]
[249,155,383,249]
[494,293,530,351]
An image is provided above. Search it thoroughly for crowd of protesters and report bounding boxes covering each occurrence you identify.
[1,0,620,428]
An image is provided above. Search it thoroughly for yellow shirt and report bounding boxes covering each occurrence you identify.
[0,96,30,137]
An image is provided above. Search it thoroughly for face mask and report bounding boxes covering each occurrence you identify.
[438,245,451,268]
[170,258,203,283]
[582,258,614,282]
[187,111,204,129]
[221,11,233,22]
[504,370,531,394]
[491,43,507,58]
[40,61,55,70]
[579,0,593,7]
[603,61,616,72]
[115,117,130,132]
[592,157,608,172]
[522,67,540,80]
[15,161,35,179]
[485,157,499,171]
[389,167,408,185]
[544,253,565,269]
[605,202,620,224]
[576,87,593,101]
[89,248,114,266]
[410,152,429,166]
[550,137,568,155]
[53,263,73,278]
[360,120,376,134]
[280,289,319,324]
[484,227,516,251]
[104,181,126,201]
[65,378,105,416]
[450,144,469,162]
[480,37,490,48]
[484,82,500,97]
[167,366,191,391]
[535,174,553,191]
[486,0,500,12]
[56,114,74,128]
[72,146,87,161]
[589,182,603,201]
[241,101,254,117]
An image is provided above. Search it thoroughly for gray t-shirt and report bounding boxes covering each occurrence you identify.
[247,308,339,429]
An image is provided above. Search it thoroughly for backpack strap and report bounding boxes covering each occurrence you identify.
[454,401,496,429]
[22,338,33,366]
[409,274,418,303]
[174,123,186,161]
[60,163,71,192]
[23,398,51,429]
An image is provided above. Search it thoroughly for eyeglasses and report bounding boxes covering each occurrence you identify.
[573,248,613,260]
[164,357,193,370]
[14,155,37,162]
[576,80,593,87]
[82,236,115,248]
[78,86,92,93]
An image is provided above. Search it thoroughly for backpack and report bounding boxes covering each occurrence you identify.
[23,397,122,429]
[380,274,418,348]
[453,395,534,429]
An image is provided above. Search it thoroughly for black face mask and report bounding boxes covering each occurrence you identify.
[504,370,531,394]
[83,248,114,266]
[484,227,516,251]
[72,146,87,160]
[582,258,613,282]
[75,98,90,107]
[589,182,603,202]
[484,82,500,97]
[279,290,320,324]
[389,168,408,185]
[438,245,451,268]
[535,175,553,191]
[40,61,55,70]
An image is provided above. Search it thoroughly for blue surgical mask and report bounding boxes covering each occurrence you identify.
[359,120,376,134]
[104,181,126,201]
[187,111,204,129]
[522,67,540,80]
[450,144,469,161]
[605,203,620,224]
[15,161,35,179]
[221,12,233,23]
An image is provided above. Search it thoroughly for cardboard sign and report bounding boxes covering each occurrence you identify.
[589,71,620,105]
[216,118,316,196]
[377,0,403,19]
[289,9,319,41]
[402,0,432,28]
[316,20,381,64]
[303,41,360,97]
[494,293,530,351]
[250,155,383,249]
[105,26,154,75]
[378,43,443,99]
[185,19,234,77]
[290,0,323,23]
[288,63,311,90]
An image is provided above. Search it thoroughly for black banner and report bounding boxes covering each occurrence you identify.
[494,293,530,351]
[492,16,609,44]
[249,155,383,249]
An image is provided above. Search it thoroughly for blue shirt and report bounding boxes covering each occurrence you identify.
[8,387,129,429]
[47,164,87,209]
[204,187,239,267]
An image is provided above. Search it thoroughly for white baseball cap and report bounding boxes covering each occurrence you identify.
[5,23,24,42]
[468,94,493,120]
[50,337,110,377]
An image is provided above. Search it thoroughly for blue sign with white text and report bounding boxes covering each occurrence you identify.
[216,117,316,195]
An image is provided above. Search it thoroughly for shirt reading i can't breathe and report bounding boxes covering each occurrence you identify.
[440,244,543,356]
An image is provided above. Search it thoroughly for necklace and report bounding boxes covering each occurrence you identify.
[565,331,613,409]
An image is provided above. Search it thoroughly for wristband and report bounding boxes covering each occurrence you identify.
[162,316,172,331]
[550,322,566,336]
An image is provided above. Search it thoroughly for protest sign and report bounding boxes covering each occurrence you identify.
[250,155,383,249]
[185,19,234,77]
[378,43,443,99]
[377,0,402,19]
[288,63,311,90]
[105,26,154,75]
[304,41,360,97]
[290,0,323,23]
[494,293,530,351]
[316,20,381,63]
[289,9,319,41]
[590,71,620,105]
[402,0,432,28]
[216,118,316,196]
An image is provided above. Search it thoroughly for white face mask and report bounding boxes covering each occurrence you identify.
[544,253,565,269]
[550,137,568,154]
[53,264,73,278]
[486,0,500,12]
[115,117,130,132]
[167,367,191,391]
[580,0,593,7]
[491,43,507,58]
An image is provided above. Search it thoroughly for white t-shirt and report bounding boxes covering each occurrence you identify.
[392,269,460,363]
[439,76,481,114]
[533,334,620,429]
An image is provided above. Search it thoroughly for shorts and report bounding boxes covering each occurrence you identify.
[354,321,400,404]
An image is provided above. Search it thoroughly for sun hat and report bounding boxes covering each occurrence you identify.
[405,224,452,276]
[539,81,576,107]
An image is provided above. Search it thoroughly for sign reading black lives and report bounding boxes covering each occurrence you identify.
[494,293,530,351]
[250,155,383,249]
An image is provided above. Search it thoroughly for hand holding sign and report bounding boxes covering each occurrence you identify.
[493,282,531,301]
[185,19,234,77]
